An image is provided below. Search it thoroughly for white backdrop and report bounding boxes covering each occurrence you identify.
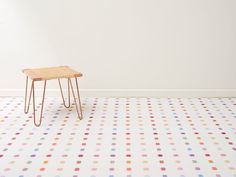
[0,0,236,97]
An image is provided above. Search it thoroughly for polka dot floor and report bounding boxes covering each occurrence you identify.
[0,97,236,177]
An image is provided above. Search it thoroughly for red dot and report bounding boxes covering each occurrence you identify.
[161,167,166,171]
[74,168,80,171]
[212,167,217,170]
[40,168,45,171]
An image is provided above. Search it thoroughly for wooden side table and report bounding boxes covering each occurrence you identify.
[22,66,83,127]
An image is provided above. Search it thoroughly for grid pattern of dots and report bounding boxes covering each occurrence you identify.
[0,97,236,177]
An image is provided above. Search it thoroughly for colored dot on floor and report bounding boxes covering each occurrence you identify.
[40,168,45,171]
[212,167,217,170]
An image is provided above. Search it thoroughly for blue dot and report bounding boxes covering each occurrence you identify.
[198,175,204,177]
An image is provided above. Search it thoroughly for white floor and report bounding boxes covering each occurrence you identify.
[0,97,236,177]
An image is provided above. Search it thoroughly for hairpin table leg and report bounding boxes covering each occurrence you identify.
[24,76,33,114]
[58,78,70,108]
[69,77,83,119]
[32,80,47,127]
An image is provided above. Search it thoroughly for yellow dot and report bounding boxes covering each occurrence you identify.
[43,161,48,164]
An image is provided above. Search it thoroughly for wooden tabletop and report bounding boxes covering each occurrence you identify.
[22,66,82,81]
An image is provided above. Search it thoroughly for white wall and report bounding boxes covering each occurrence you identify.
[0,0,236,97]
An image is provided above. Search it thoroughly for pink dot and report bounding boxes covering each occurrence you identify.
[4,168,10,171]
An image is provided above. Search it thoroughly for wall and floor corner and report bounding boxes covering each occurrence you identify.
[0,0,236,97]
